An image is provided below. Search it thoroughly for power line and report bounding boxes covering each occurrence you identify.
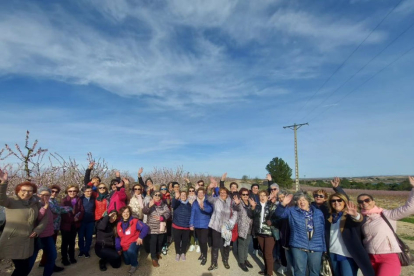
[301,17,414,121]
[307,44,414,123]
[293,0,404,120]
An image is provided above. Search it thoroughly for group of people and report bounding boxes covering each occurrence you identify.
[0,164,413,276]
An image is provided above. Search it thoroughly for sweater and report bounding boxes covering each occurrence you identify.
[172,198,192,228]
[274,204,326,252]
[189,198,213,229]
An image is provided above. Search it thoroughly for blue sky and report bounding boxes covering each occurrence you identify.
[1,0,414,179]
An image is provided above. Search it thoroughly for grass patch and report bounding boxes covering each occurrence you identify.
[399,234,414,241]
[401,216,414,224]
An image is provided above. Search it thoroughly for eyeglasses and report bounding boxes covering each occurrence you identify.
[20,189,34,194]
[330,199,343,203]
[134,188,142,191]
[111,183,117,186]
[67,190,78,193]
[51,190,59,194]
[314,194,324,198]
[271,188,278,191]
[98,187,106,190]
[154,194,161,197]
[189,190,195,192]
[241,193,249,196]
[357,198,371,204]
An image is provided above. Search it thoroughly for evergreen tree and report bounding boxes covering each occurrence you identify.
[265,157,293,188]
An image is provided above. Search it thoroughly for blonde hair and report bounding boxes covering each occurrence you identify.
[328,193,349,214]
[65,184,79,194]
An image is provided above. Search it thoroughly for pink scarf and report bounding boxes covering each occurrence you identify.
[361,206,383,216]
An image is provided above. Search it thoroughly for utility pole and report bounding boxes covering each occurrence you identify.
[283,123,308,191]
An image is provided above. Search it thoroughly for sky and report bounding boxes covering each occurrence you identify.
[1,0,414,179]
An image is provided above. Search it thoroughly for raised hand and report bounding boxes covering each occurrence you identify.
[331,177,340,188]
[266,174,272,181]
[221,172,227,181]
[122,178,130,185]
[347,201,358,217]
[175,192,180,200]
[138,167,143,176]
[233,195,240,205]
[209,177,218,189]
[282,194,293,207]
[199,201,204,209]
[409,176,414,188]
[184,177,190,184]
[149,199,155,207]
[88,162,95,170]
[0,168,8,184]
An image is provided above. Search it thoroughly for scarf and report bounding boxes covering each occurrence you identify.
[154,200,161,206]
[361,206,383,216]
[299,208,314,232]
[97,191,108,201]
[134,194,144,208]
[331,212,343,224]
[70,197,77,207]
[121,217,133,233]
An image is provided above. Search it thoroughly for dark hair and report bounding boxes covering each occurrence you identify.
[15,181,37,195]
[197,180,204,184]
[145,177,153,185]
[251,183,259,189]
[196,187,206,195]
[110,179,119,186]
[357,193,374,201]
[219,187,229,195]
[172,182,180,188]
[229,182,239,189]
[49,184,61,192]
[84,186,93,191]
[238,188,249,196]
[132,183,143,191]
[92,176,101,182]
[118,206,133,219]
[259,190,269,196]
[313,189,328,199]
[160,184,167,188]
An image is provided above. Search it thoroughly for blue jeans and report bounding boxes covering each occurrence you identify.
[29,236,57,276]
[291,247,322,276]
[285,248,295,275]
[123,242,139,267]
[78,221,94,254]
[330,253,358,276]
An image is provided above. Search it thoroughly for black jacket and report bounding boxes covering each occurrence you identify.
[96,216,117,249]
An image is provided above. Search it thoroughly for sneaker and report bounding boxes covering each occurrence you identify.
[175,254,180,261]
[277,265,287,275]
[162,246,167,255]
[188,245,195,252]
[245,260,253,268]
[196,245,200,253]
[129,266,137,274]
[78,252,84,257]
[84,252,90,258]
[181,253,186,261]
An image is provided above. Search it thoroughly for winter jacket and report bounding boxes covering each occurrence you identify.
[128,194,144,220]
[0,181,48,259]
[325,213,375,276]
[49,197,72,231]
[274,204,326,252]
[95,196,108,221]
[207,195,237,233]
[38,206,55,238]
[108,188,127,213]
[233,200,254,239]
[362,188,414,255]
[172,198,192,228]
[189,198,213,229]
[116,218,149,251]
[96,215,117,249]
[253,201,277,236]
[61,195,84,231]
[142,201,171,234]
[80,195,95,223]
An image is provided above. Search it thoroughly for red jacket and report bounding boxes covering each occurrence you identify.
[117,218,149,251]
[95,198,108,221]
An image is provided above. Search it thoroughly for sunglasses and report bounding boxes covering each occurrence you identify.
[330,199,343,203]
[271,188,278,191]
[98,187,106,190]
[241,193,249,196]
[67,190,78,193]
[189,190,195,192]
[160,188,167,191]
[134,188,142,191]
[314,194,325,198]
[357,198,371,204]
[51,190,59,194]
[154,194,161,197]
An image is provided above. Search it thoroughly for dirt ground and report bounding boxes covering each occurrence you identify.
[1,221,414,276]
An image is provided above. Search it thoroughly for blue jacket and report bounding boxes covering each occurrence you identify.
[274,204,326,252]
[189,198,213,229]
[81,196,95,223]
[172,198,192,228]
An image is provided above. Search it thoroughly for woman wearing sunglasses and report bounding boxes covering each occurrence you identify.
[159,184,172,255]
[60,184,84,266]
[312,178,346,219]
[232,188,255,272]
[325,193,374,276]
[143,190,171,267]
[129,183,144,220]
[357,176,414,276]
[95,183,109,221]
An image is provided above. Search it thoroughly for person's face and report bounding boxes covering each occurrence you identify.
[91,178,100,186]
[313,193,326,205]
[278,194,285,203]
[252,186,259,194]
[160,186,167,194]
[111,183,117,191]
[330,196,345,213]
[241,191,249,201]
[188,188,195,197]
[67,188,78,198]
[219,190,227,200]
[198,181,204,187]
[270,187,279,196]
[230,185,238,192]
[357,196,375,211]
[259,193,267,203]
[197,190,205,199]
[39,191,51,204]
[18,185,34,200]
[51,189,60,199]
[133,186,142,195]
[122,209,130,221]
[153,192,161,202]
[84,189,93,197]
[109,213,118,223]
[297,197,310,211]
[173,185,180,193]
[98,185,107,194]
[180,192,187,201]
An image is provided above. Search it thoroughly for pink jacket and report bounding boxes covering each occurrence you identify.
[108,188,127,213]
[362,189,414,254]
